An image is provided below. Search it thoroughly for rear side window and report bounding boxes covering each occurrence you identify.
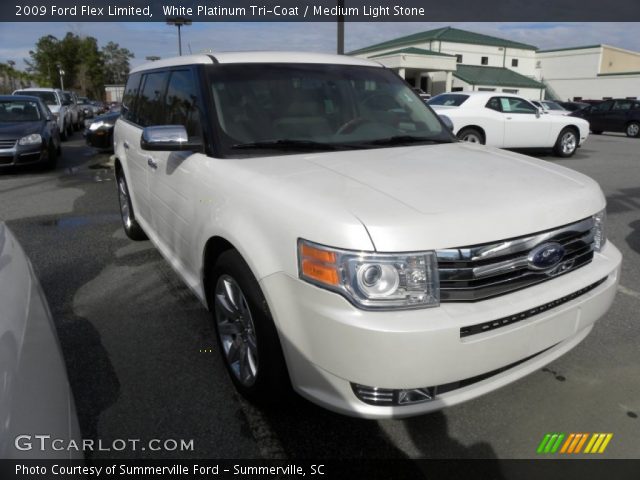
[428,94,469,106]
[137,71,169,127]
[165,70,202,138]
[122,73,142,123]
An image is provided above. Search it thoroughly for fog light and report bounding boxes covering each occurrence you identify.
[398,388,434,405]
[352,383,435,406]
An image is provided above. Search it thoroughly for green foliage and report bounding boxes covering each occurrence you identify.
[24,33,135,99]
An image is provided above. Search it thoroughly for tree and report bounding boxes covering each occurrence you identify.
[25,33,105,98]
[102,42,134,85]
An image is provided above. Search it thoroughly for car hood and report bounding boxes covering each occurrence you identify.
[294,142,605,251]
[0,122,42,140]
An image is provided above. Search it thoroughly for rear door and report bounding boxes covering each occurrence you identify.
[120,70,169,227]
[587,100,613,132]
[608,99,635,131]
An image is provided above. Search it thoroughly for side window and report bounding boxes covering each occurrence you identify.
[612,100,632,111]
[122,73,142,124]
[137,71,169,127]
[165,70,202,138]
[593,100,613,112]
[485,97,502,112]
[481,56,489,65]
[499,97,537,114]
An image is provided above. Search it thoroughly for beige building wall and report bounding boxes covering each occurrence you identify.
[600,46,640,74]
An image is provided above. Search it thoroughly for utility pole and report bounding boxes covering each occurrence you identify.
[166,17,192,56]
[57,63,65,91]
[337,0,344,54]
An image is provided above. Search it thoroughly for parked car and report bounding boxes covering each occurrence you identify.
[531,100,571,116]
[114,53,620,418]
[13,88,72,140]
[580,98,640,137]
[85,110,119,151]
[0,222,82,458]
[429,92,590,157]
[77,96,94,119]
[558,101,590,113]
[61,91,83,132]
[412,88,431,102]
[0,95,61,169]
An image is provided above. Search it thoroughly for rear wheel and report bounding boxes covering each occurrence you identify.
[553,127,578,157]
[46,141,58,169]
[625,122,640,138]
[457,127,485,144]
[211,250,290,405]
[116,169,147,240]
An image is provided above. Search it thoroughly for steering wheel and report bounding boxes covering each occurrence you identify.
[336,117,373,135]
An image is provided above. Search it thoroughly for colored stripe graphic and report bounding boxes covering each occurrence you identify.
[539,433,613,454]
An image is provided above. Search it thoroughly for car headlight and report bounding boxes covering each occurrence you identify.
[298,239,439,310]
[18,133,42,146]
[89,121,106,131]
[593,209,606,252]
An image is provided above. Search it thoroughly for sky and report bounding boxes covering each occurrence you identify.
[1,22,640,70]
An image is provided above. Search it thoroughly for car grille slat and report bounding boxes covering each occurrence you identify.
[0,139,17,149]
[437,217,596,302]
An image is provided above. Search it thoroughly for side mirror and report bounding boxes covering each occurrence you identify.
[535,108,542,118]
[141,125,202,151]
[439,115,455,132]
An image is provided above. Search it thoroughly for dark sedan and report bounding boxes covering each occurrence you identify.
[84,110,119,151]
[581,98,640,137]
[0,95,61,170]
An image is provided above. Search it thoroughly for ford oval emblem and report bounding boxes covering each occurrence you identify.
[527,242,565,270]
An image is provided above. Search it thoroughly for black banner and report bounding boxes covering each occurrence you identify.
[3,0,640,22]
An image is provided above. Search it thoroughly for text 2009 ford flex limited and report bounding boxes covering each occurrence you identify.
[113,52,621,418]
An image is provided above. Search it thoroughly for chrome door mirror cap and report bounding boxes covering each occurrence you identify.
[140,125,202,151]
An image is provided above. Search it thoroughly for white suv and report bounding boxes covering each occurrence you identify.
[113,53,621,418]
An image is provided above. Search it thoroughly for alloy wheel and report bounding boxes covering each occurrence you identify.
[214,275,259,387]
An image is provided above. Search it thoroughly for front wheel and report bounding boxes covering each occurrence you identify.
[625,122,640,138]
[553,128,578,157]
[211,250,290,405]
[457,127,485,144]
[116,169,147,240]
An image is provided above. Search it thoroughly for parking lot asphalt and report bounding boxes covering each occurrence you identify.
[0,132,638,460]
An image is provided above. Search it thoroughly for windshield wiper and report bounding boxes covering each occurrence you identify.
[365,135,449,146]
[232,139,359,151]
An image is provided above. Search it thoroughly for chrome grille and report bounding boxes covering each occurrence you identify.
[0,139,17,149]
[437,217,596,302]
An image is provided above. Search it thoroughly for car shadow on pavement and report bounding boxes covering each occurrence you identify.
[626,219,640,255]
[606,187,640,215]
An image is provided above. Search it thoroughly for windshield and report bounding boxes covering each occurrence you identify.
[15,90,58,106]
[207,63,453,156]
[0,100,41,122]
[428,94,469,107]
[542,101,565,111]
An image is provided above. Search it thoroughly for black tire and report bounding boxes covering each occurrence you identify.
[46,141,58,169]
[591,130,603,135]
[625,121,640,138]
[457,127,485,144]
[211,250,291,405]
[66,121,73,139]
[553,127,578,158]
[60,124,67,141]
[116,169,148,241]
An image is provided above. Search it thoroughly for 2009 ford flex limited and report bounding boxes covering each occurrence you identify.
[113,52,621,418]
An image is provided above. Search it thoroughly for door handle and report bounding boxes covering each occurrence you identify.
[123,141,130,149]
[147,157,158,169]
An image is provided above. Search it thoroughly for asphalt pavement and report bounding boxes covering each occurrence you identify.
[0,131,638,460]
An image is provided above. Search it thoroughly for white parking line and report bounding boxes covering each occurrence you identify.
[618,285,640,301]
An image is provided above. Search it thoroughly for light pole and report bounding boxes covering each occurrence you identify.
[166,17,192,56]
[337,0,344,54]
[56,63,65,91]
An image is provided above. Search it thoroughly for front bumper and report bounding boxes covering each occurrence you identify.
[0,144,47,167]
[260,242,621,418]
